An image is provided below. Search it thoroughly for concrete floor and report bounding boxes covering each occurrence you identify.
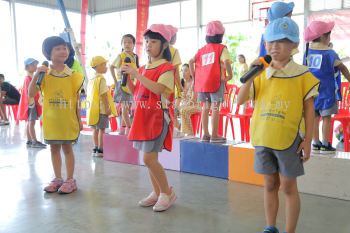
[1,124,350,233]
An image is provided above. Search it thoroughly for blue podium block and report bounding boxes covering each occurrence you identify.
[180,139,229,179]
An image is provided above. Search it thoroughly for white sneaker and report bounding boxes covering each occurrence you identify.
[138,191,158,207]
[153,188,176,212]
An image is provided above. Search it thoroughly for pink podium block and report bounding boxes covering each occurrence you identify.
[139,138,181,171]
[103,133,139,165]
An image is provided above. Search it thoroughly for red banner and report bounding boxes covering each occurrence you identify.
[80,0,88,66]
[136,0,150,58]
[309,10,350,40]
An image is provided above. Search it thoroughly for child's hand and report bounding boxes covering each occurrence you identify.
[297,140,311,162]
[36,65,49,74]
[120,64,138,79]
[106,107,111,116]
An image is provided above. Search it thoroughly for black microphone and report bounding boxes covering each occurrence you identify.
[240,55,272,84]
[121,57,131,87]
[36,61,49,86]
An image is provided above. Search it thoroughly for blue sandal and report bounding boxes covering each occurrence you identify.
[262,226,279,233]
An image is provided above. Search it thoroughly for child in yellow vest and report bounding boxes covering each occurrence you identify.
[28,36,84,194]
[110,34,139,135]
[237,18,319,233]
[87,56,116,157]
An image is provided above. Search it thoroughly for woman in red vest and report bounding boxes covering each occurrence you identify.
[121,24,176,212]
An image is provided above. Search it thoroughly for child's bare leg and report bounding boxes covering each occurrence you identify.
[322,115,331,144]
[211,102,220,138]
[93,128,98,147]
[62,144,75,179]
[122,102,131,127]
[28,120,37,141]
[201,102,210,136]
[264,173,280,227]
[50,144,62,178]
[149,171,160,195]
[313,116,320,142]
[280,175,300,233]
[143,152,171,195]
[98,128,105,149]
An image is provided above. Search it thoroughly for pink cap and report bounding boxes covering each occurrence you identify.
[304,20,335,42]
[206,21,225,36]
[144,24,172,42]
[166,25,178,37]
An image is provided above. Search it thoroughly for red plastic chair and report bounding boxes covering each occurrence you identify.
[330,82,350,151]
[223,86,253,142]
[6,104,19,125]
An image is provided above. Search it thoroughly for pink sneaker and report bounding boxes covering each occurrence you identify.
[44,178,64,193]
[138,191,158,207]
[153,188,177,212]
[58,178,77,194]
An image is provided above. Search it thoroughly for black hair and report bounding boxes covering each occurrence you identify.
[42,36,67,61]
[144,31,171,62]
[205,34,223,44]
[181,63,192,80]
[312,31,331,42]
[122,34,136,45]
[238,54,246,63]
[65,42,75,68]
[0,74,4,79]
[304,42,310,66]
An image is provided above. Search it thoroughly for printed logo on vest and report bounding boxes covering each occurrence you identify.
[201,52,215,66]
[307,54,323,69]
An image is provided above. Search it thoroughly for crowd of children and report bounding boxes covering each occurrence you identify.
[1,0,350,231]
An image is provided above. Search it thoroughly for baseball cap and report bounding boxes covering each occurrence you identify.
[264,17,299,43]
[90,56,108,67]
[144,24,172,42]
[206,20,225,36]
[304,20,335,42]
[267,2,295,21]
[24,58,39,67]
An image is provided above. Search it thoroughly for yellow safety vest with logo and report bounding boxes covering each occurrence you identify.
[250,70,319,150]
[87,74,117,126]
[41,72,83,141]
[120,52,138,94]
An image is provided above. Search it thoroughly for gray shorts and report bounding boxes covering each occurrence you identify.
[254,136,304,178]
[197,82,224,103]
[90,114,109,129]
[114,81,133,103]
[28,106,38,121]
[133,112,170,153]
[315,103,338,117]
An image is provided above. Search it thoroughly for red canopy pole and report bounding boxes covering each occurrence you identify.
[80,0,88,66]
[136,0,150,58]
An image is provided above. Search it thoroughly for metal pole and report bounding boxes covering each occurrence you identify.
[9,0,19,72]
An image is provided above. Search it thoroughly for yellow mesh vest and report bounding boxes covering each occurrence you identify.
[250,70,319,150]
[87,75,117,126]
[41,72,83,141]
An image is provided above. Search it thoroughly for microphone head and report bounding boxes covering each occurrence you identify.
[259,55,272,68]
[124,57,131,63]
[42,61,49,67]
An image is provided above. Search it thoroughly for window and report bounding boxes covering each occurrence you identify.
[180,0,196,27]
[148,2,180,27]
[310,0,342,11]
[202,0,249,24]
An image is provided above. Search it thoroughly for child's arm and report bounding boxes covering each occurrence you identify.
[222,60,233,82]
[28,66,48,98]
[337,63,350,82]
[76,93,83,131]
[101,92,111,115]
[189,58,195,80]
[174,65,182,92]
[298,97,315,162]
[121,64,166,95]
[110,56,121,84]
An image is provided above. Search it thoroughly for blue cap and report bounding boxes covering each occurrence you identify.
[264,17,299,43]
[24,58,39,67]
[267,2,295,21]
